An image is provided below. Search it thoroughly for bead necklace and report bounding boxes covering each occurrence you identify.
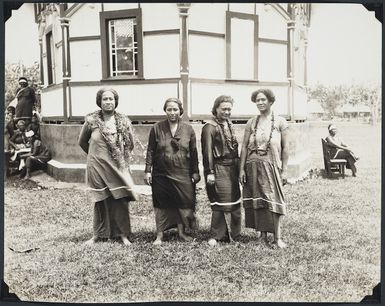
[215,118,238,152]
[253,112,274,156]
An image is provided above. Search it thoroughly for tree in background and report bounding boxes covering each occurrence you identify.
[308,83,343,117]
[4,61,41,112]
[308,83,381,124]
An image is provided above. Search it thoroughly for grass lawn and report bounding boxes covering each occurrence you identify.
[4,121,381,302]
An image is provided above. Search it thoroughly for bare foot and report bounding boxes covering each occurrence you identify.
[153,238,162,245]
[121,236,132,245]
[208,238,217,246]
[179,233,193,242]
[272,239,287,249]
[85,237,98,245]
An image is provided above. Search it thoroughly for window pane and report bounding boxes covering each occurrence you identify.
[117,49,133,71]
[108,17,138,76]
[115,19,135,48]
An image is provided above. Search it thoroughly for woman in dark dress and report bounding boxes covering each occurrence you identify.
[201,95,241,246]
[326,124,358,177]
[239,89,289,249]
[144,98,200,245]
[78,88,137,245]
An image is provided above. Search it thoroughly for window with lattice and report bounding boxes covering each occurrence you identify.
[100,9,143,79]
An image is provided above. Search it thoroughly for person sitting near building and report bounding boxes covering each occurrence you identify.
[5,106,17,138]
[27,113,40,139]
[19,130,51,179]
[15,76,36,126]
[9,120,31,151]
[7,120,32,176]
[326,124,359,177]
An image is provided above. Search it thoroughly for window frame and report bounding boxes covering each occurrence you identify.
[226,11,259,81]
[100,9,144,80]
[46,30,55,85]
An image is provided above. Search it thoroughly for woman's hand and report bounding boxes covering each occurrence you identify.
[144,172,152,185]
[281,169,288,186]
[206,173,215,185]
[239,170,246,185]
[191,173,201,184]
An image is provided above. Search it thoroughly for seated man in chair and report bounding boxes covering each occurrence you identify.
[326,124,359,177]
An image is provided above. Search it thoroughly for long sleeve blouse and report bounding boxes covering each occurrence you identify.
[145,120,199,176]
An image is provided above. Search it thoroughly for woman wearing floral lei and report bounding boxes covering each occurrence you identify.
[201,95,241,246]
[78,88,137,246]
[239,89,289,249]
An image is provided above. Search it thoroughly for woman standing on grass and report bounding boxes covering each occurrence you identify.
[326,124,358,177]
[78,88,137,246]
[144,98,200,245]
[201,95,241,246]
[239,89,289,249]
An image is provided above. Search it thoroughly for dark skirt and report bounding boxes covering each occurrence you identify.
[211,208,241,241]
[152,172,195,210]
[93,196,131,239]
[154,207,197,232]
[242,155,286,233]
[334,149,357,173]
[206,159,241,212]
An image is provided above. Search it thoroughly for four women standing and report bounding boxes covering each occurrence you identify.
[79,88,290,248]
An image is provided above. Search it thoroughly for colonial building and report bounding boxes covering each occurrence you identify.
[33,2,312,182]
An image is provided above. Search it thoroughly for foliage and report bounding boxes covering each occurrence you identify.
[4,61,42,111]
[4,123,381,302]
[308,83,381,123]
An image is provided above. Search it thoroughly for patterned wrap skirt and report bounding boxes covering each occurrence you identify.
[205,158,241,241]
[242,154,286,233]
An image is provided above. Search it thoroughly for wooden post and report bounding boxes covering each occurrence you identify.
[60,16,71,123]
[287,4,295,121]
[177,3,191,121]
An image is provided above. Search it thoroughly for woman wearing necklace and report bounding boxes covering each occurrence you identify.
[78,88,137,245]
[239,89,289,249]
[144,98,200,245]
[201,95,241,246]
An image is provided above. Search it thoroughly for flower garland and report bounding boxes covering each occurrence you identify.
[253,112,274,156]
[215,118,238,152]
[88,110,133,170]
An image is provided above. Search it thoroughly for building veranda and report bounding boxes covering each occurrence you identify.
[33,3,312,182]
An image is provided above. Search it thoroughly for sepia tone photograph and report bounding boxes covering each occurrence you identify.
[2,1,382,303]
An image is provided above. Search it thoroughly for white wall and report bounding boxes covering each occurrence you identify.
[70,83,179,117]
[70,40,102,81]
[143,35,180,79]
[191,82,289,116]
[41,88,63,117]
[141,3,179,31]
[293,86,308,117]
[230,18,255,80]
[103,3,139,11]
[256,4,287,40]
[189,35,225,79]
[189,3,227,33]
[229,3,255,14]
[69,4,100,37]
[258,43,287,81]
